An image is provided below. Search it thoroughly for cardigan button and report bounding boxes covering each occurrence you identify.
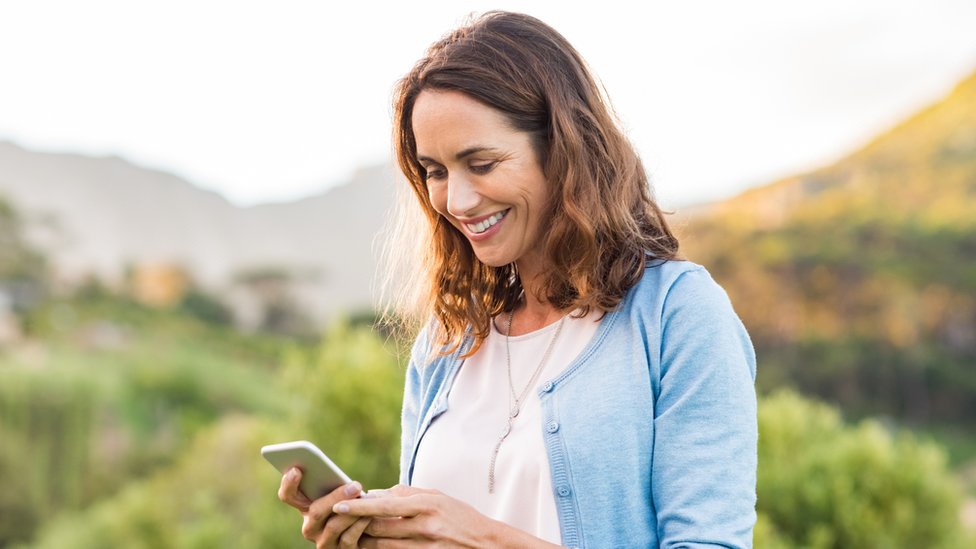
[541,381,554,392]
[557,485,571,497]
[546,421,559,433]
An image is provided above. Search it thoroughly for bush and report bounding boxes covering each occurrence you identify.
[281,320,406,488]
[0,370,96,546]
[757,389,967,548]
[22,416,302,549]
[0,296,291,545]
[177,288,234,326]
[23,321,407,548]
[21,329,972,548]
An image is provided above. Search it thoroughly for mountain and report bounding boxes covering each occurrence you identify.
[683,68,976,230]
[679,69,976,427]
[0,141,396,324]
[2,67,975,428]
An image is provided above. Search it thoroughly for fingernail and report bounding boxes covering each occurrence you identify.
[334,503,350,513]
[286,467,299,480]
[344,482,362,496]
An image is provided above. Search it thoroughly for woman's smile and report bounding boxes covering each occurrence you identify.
[461,208,510,238]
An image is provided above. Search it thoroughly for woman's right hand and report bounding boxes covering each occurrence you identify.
[277,467,371,548]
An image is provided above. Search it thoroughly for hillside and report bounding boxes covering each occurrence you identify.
[0,142,396,323]
[680,69,976,429]
[686,68,976,228]
[2,66,975,430]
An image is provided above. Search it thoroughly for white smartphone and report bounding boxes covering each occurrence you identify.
[261,440,355,500]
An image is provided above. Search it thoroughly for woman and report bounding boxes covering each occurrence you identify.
[278,11,757,548]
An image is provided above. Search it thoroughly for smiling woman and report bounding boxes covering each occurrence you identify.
[389,12,682,356]
[414,90,550,272]
[276,10,758,549]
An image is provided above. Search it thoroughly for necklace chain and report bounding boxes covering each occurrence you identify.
[488,307,565,493]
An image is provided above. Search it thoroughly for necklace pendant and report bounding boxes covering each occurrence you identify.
[491,311,566,494]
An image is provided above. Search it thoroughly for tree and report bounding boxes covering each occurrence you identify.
[0,196,47,314]
[232,266,316,337]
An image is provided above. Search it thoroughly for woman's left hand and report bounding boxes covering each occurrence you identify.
[333,485,557,548]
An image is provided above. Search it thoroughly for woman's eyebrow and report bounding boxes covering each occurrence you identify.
[417,146,500,164]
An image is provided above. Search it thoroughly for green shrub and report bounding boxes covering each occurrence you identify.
[281,320,406,488]
[0,370,96,546]
[20,329,972,548]
[24,321,407,548]
[0,297,291,545]
[23,416,302,549]
[758,389,967,548]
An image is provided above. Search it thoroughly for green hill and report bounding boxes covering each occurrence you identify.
[682,69,976,437]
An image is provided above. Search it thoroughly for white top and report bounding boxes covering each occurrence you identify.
[412,309,601,543]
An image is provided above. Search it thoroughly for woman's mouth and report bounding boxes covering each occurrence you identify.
[464,209,509,235]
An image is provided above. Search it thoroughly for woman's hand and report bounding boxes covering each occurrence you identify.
[332,485,562,549]
[277,467,371,548]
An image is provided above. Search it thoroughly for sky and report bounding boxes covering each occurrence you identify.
[1,0,975,209]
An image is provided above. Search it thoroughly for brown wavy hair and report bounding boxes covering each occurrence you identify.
[384,11,679,356]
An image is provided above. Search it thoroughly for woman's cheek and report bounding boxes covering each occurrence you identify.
[428,185,446,216]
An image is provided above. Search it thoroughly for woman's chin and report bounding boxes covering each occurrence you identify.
[470,245,517,268]
[474,255,511,268]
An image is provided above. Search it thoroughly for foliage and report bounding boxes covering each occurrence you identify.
[20,323,972,548]
[20,416,303,549]
[681,70,976,436]
[0,195,47,313]
[0,294,290,546]
[177,287,235,326]
[281,320,407,488]
[232,266,317,337]
[756,390,969,549]
[22,322,406,548]
[0,372,95,546]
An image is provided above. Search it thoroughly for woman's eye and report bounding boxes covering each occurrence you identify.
[424,167,447,181]
[470,161,497,175]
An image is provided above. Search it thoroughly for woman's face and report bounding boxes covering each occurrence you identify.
[412,89,550,271]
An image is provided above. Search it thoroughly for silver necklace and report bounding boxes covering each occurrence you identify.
[488,308,565,493]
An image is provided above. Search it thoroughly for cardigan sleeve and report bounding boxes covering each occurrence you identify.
[652,267,758,548]
[398,323,432,486]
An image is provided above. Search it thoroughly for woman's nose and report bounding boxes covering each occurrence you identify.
[446,174,481,217]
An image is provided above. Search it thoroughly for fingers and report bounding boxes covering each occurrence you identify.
[359,536,425,549]
[334,491,434,519]
[337,517,371,548]
[362,483,431,500]
[276,468,371,547]
[363,516,413,539]
[302,481,365,543]
[278,467,312,510]
[312,513,364,548]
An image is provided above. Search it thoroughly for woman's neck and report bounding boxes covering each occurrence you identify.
[508,260,564,336]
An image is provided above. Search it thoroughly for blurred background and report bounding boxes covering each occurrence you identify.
[1,1,975,547]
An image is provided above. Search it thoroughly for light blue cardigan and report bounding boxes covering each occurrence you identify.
[399,261,758,548]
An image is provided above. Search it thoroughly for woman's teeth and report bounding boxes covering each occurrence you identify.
[465,210,508,234]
